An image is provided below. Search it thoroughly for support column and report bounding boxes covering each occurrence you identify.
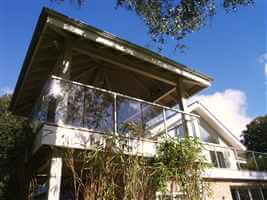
[176,78,193,137]
[47,152,63,200]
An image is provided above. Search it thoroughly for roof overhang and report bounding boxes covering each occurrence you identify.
[10,8,213,117]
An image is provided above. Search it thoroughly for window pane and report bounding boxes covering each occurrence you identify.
[239,188,250,200]
[217,152,227,168]
[84,88,114,132]
[141,102,164,140]
[117,96,142,136]
[230,188,239,200]
[66,84,84,127]
[250,188,263,200]
[262,188,267,199]
[209,151,218,167]
[199,119,219,144]
[165,110,184,139]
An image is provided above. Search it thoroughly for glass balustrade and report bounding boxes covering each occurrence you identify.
[33,76,267,172]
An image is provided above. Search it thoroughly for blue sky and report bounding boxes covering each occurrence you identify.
[0,0,266,134]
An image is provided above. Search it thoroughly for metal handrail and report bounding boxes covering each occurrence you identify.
[50,75,200,118]
[202,142,267,156]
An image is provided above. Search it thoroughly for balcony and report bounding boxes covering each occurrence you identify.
[202,143,267,180]
[32,75,198,156]
[32,76,267,179]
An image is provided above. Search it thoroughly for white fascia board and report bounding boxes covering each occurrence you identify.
[189,102,246,151]
[34,124,157,157]
[203,168,267,181]
[46,17,211,87]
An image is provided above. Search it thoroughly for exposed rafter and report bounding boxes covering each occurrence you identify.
[73,45,177,86]
[73,66,97,81]
[47,16,212,87]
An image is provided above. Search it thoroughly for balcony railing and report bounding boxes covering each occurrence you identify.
[33,76,267,173]
[33,76,198,142]
[203,143,267,172]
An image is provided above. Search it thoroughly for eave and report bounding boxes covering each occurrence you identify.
[9,7,213,117]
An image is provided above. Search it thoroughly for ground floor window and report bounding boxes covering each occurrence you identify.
[230,186,267,200]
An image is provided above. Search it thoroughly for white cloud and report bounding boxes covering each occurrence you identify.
[0,86,13,95]
[258,53,267,78]
[189,89,252,138]
[258,53,267,64]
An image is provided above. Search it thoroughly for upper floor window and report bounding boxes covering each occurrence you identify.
[198,119,219,144]
[209,151,227,168]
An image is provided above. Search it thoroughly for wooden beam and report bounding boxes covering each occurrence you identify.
[73,46,177,86]
[35,56,57,63]
[47,16,211,87]
[183,78,204,87]
[176,78,194,137]
[48,24,69,38]
[73,66,97,80]
[103,71,112,91]
[128,73,151,95]
[154,87,176,104]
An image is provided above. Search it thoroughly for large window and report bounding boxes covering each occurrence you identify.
[230,186,266,200]
[198,119,219,144]
[209,151,227,168]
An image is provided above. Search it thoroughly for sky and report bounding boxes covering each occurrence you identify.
[0,0,266,137]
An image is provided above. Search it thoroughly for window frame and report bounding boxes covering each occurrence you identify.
[230,186,266,200]
[209,150,227,168]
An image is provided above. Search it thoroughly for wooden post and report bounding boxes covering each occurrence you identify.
[176,78,193,137]
[47,152,63,200]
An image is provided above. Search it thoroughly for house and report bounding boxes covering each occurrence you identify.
[9,7,267,200]
[168,101,267,199]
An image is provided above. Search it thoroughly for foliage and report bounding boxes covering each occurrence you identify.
[242,115,267,153]
[50,0,255,51]
[0,94,34,200]
[62,135,211,200]
[155,137,211,199]
[63,135,157,200]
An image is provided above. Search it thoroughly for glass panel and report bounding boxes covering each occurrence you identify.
[66,84,84,127]
[199,119,219,144]
[250,188,263,200]
[33,80,50,122]
[209,151,218,168]
[83,87,114,132]
[116,96,143,137]
[254,152,267,172]
[237,151,257,171]
[165,110,184,139]
[141,102,164,140]
[217,152,227,168]
[239,188,250,200]
[230,188,239,200]
[262,188,267,199]
[45,79,72,124]
[46,96,57,123]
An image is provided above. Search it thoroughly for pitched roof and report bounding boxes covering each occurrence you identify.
[188,101,246,150]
